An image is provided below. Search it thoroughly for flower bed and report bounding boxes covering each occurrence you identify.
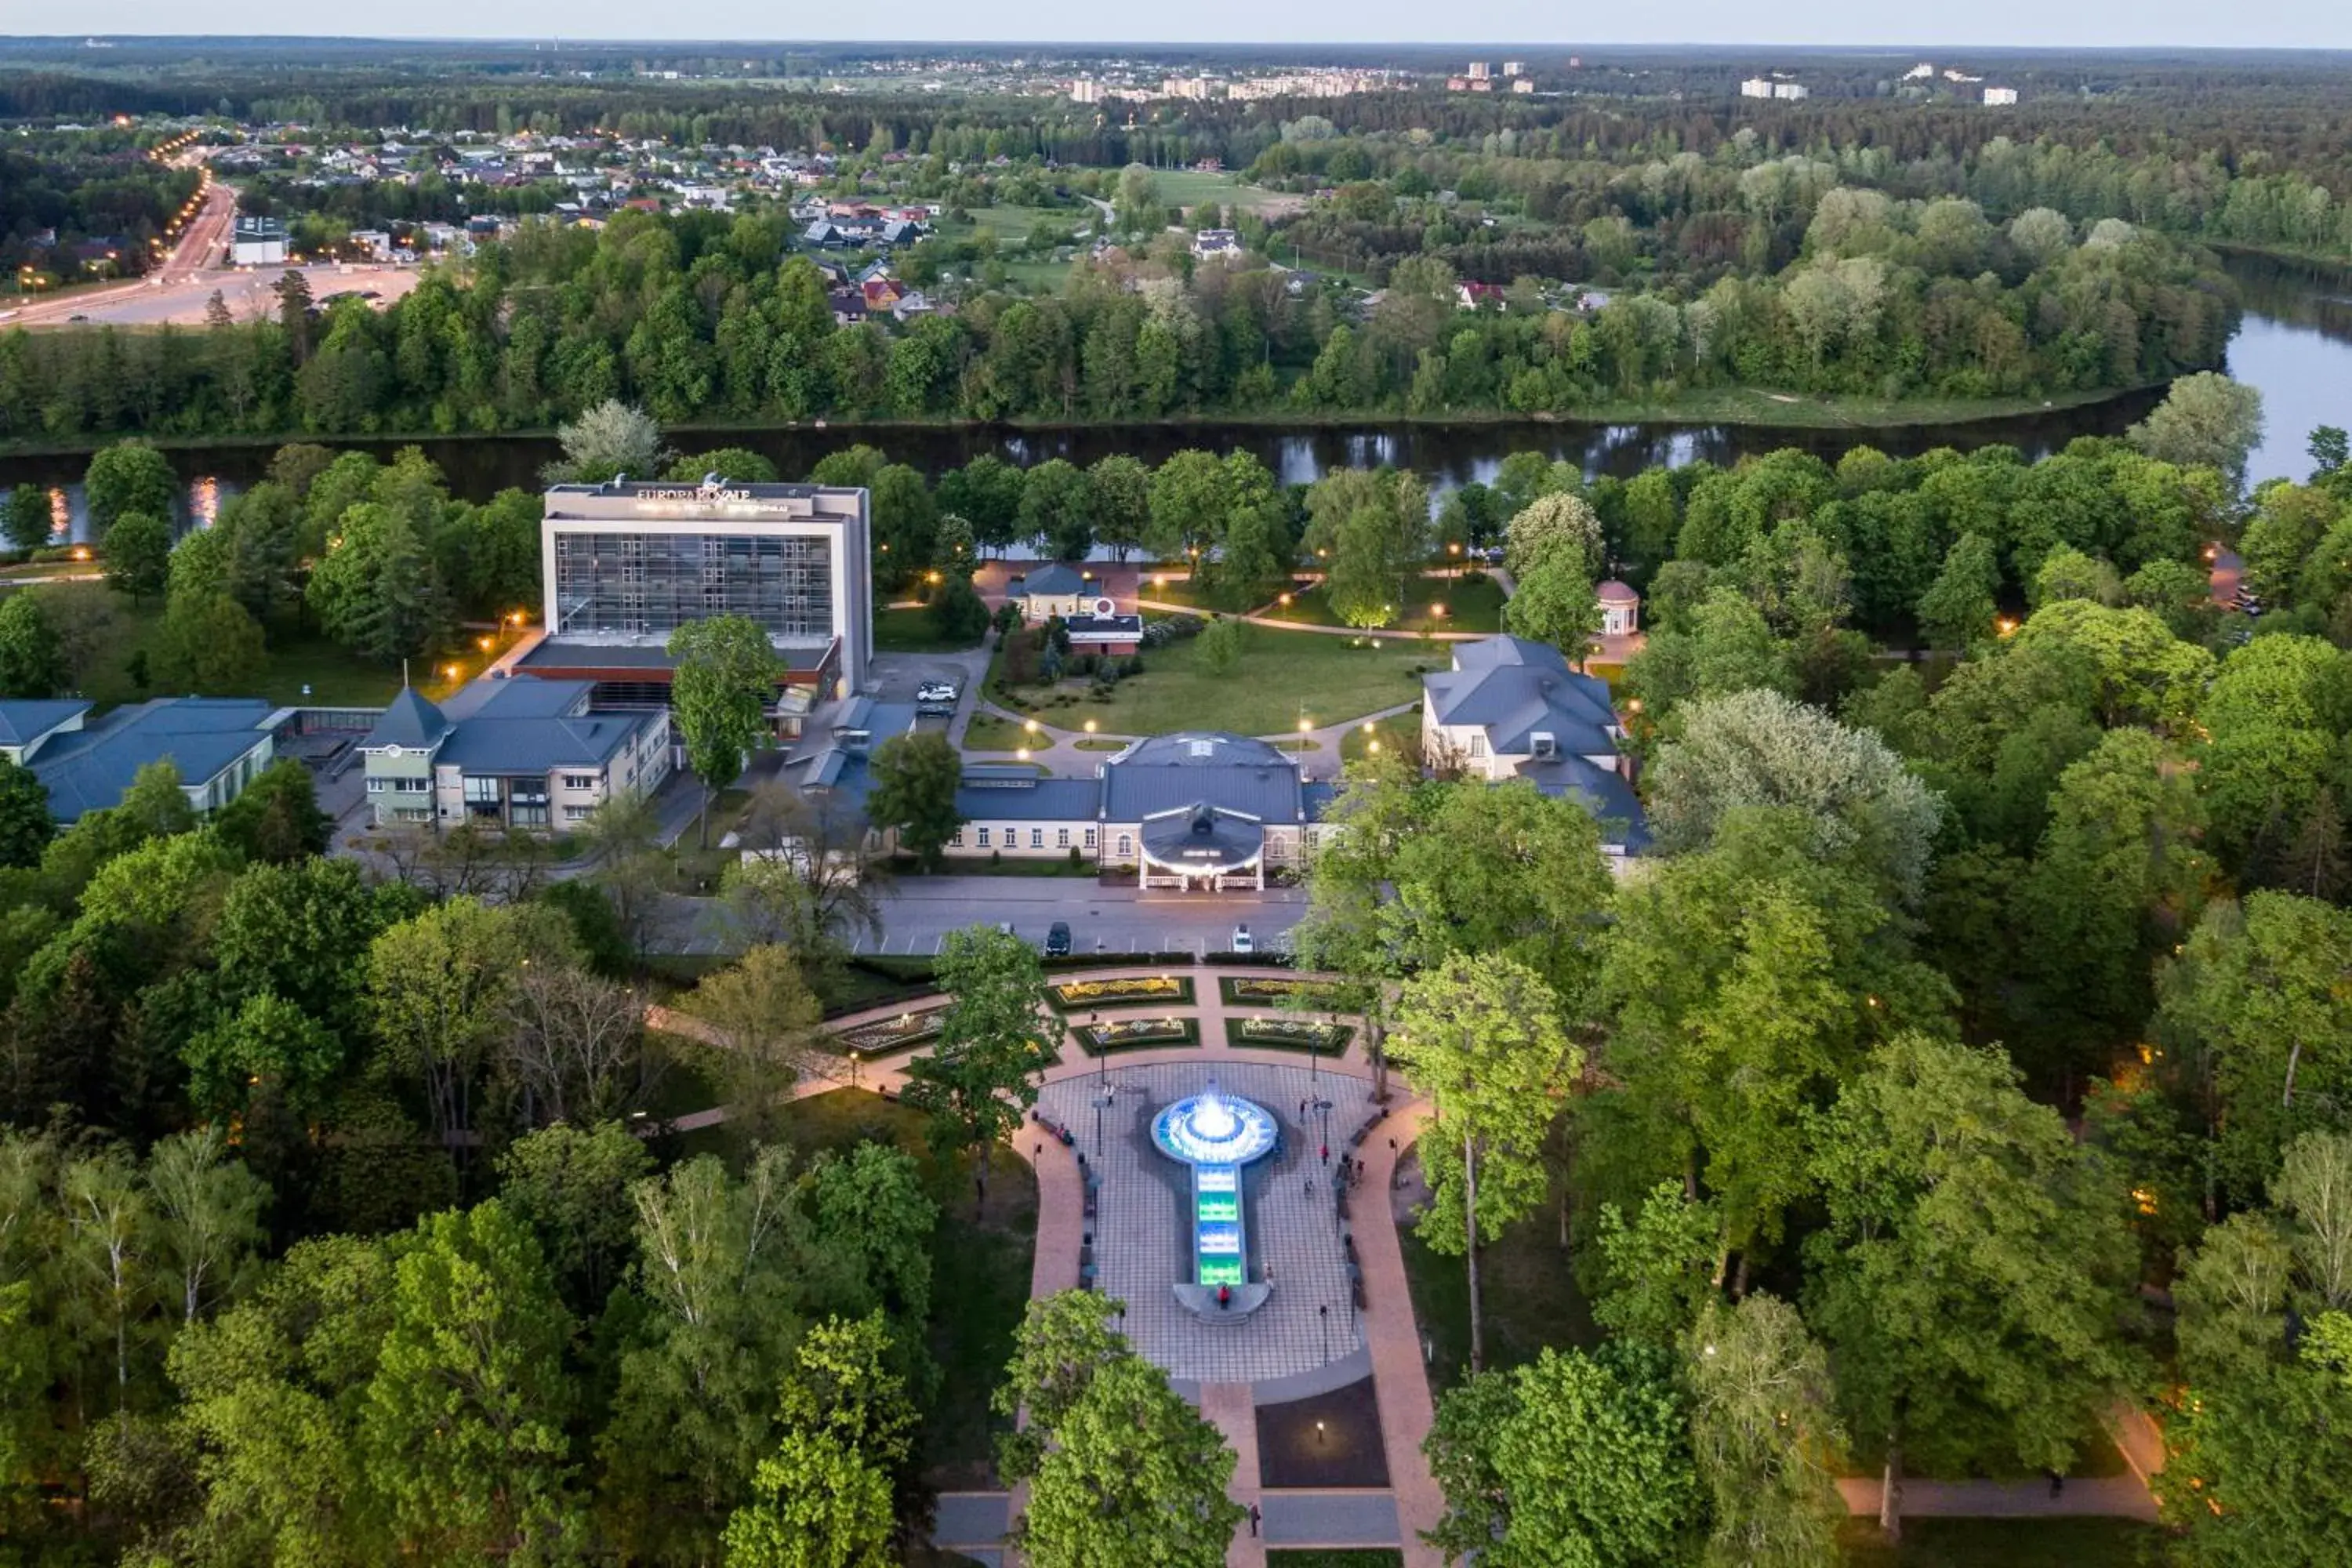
[1077,1015,1200,1054]
[1226,1016,1355,1054]
[1047,975,1196,1012]
[834,1006,948,1055]
[1219,975,1345,1011]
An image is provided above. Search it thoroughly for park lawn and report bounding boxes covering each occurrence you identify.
[953,203,1072,242]
[1835,1518,2162,1567]
[766,1090,1039,1486]
[1396,1180,1599,1392]
[1001,258,1074,292]
[1339,706,1419,765]
[1000,624,1436,737]
[961,711,1035,751]
[873,604,981,653]
[1265,572,1505,635]
[1145,168,1297,216]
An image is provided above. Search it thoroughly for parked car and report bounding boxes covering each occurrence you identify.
[1231,924,1254,954]
[916,681,959,703]
[1045,921,1073,957]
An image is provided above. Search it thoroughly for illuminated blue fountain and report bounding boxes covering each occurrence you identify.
[1152,1083,1279,1316]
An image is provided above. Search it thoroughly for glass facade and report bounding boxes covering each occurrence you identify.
[551,531,835,640]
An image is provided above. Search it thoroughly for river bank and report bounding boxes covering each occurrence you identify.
[0,384,2153,465]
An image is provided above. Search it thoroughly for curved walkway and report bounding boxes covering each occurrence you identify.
[648,964,2161,1561]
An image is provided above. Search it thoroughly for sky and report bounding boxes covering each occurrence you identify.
[31,4,2352,51]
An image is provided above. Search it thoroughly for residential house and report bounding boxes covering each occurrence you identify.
[1191,229,1243,261]
[358,680,672,831]
[1420,635,1649,862]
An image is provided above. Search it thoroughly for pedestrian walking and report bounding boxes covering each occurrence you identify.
[1247,1504,1261,1537]
[1320,1143,1330,1165]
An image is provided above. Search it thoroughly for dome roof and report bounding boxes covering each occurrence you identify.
[1595,579,1640,602]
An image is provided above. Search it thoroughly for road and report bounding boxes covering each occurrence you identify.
[5,145,422,329]
[655,872,1307,958]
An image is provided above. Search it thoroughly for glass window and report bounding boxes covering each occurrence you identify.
[1057,827,1070,848]
[977,827,991,848]
[550,527,837,641]
[562,774,599,790]
[1116,833,1132,858]
[1084,828,1097,849]
[1030,828,1044,848]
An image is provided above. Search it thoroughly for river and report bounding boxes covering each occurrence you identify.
[4,251,2347,541]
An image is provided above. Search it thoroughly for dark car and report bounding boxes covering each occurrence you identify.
[1044,920,1073,957]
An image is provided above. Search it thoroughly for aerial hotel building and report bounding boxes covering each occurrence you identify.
[518,477,873,722]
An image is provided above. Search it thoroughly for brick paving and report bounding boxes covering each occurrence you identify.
[1036,1059,1375,1385]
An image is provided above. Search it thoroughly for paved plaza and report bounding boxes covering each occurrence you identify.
[1036,1058,1377,1386]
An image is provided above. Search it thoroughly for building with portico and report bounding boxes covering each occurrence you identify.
[939,731,1333,887]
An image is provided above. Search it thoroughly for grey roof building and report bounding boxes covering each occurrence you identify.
[358,678,671,831]
[1420,634,1648,860]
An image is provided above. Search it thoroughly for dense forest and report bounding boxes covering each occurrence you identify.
[0,198,2234,445]
[0,129,197,286]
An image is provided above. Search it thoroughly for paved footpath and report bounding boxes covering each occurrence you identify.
[648,964,2162,1558]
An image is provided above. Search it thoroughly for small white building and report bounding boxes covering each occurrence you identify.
[1984,86,2019,106]
[1597,579,1640,637]
[1740,78,1774,99]
[230,216,285,266]
[1191,229,1243,261]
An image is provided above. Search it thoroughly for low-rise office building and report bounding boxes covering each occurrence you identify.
[0,697,281,823]
[358,679,671,830]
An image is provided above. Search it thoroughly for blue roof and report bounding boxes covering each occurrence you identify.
[361,687,451,751]
[1426,635,1621,759]
[955,774,1102,822]
[1514,756,1652,854]
[1010,563,1089,597]
[1100,732,1304,824]
[0,699,92,750]
[437,710,652,777]
[31,698,274,823]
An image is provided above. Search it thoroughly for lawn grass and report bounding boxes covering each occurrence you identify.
[1143,168,1298,216]
[1265,572,1505,634]
[960,711,1034,750]
[1396,1154,1597,1391]
[994,624,1437,737]
[1339,706,1419,765]
[1835,1517,2162,1567]
[873,604,980,653]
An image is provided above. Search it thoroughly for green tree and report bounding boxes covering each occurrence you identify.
[2,484,53,553]
[144,1124,269,1327]
[0,756,53,869]
[1196,615,1245,676]
[1391,955,1579,1372]
[2129,372,2264,488]
[1427,1343,1699,1568]
[1501,556,1603,666]
[365,1200,579,1562]
[149,591,267,695]
[1685,1294,1844,1568]
[496,1120,654,1318]
[82,441,179,532]
[1018,459,1095,561]
[0,593,67,699]
[1915,532,2000,651]
[667,615,779,848]
[102,510,172,604]
[995,1292,1240,1568]
[901,924,1059,1212]
[681,944,824,1143]
[722,1314,914,1568]
[212,757,334,866]
[183,989,343,1128]
[866,730,964,870]
[303,500,444,660]
[1806,1032,2144,1539]
[927,573,990,644]
[1504,489,1605,578]
[1646,688,1944,902]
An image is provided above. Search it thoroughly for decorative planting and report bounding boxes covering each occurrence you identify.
[833,1006,947,1055]
[1048,975,1196,1012]
[1076,1015,1199,1054]
[1219,975,1345,1011]
[1227,1016,1355,1054]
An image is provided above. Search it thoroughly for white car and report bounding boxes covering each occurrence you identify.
[1231,924,1254,954]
